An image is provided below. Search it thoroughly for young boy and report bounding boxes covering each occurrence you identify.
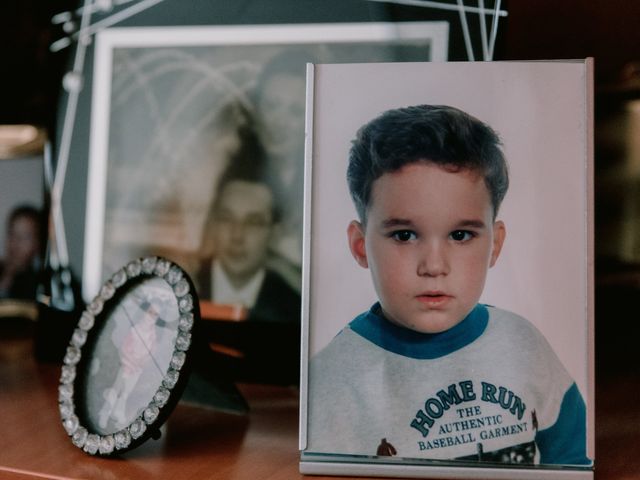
[306,105,590,466]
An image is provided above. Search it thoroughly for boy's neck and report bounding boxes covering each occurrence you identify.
[351,303,489,360]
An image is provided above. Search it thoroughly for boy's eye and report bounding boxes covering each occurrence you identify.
[450,230,474,242]
[391,230,417,242]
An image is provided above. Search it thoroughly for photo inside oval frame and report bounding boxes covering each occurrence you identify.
[58,256,199,456]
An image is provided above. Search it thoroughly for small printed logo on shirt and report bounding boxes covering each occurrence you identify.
[409,380,534,460]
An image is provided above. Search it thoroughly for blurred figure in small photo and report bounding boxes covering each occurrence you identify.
[0,204,43,300]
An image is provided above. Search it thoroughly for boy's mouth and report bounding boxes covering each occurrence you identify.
[415,291,451,307]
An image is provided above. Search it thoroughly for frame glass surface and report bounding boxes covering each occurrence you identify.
[82,22,449,302]
[59,256,199,455]
[300,61,594,479]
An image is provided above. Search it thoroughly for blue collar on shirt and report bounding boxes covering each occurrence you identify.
[349,303,488,360]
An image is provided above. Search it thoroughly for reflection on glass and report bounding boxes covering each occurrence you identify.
[84,277,179,434]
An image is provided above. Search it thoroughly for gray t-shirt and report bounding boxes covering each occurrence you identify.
[306,304,589,465]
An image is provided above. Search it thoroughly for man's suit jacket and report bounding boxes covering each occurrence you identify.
[195,258,301,385]
[195,258,300,324]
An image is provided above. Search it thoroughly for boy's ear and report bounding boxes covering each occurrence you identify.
[347,220,369,268]
[489,220,506,267]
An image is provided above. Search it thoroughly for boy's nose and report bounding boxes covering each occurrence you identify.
[417,243,449,277]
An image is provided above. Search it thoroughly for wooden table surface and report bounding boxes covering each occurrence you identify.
[0,333,637,480]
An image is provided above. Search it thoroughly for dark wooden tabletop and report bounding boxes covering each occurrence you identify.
[0,331,636,480]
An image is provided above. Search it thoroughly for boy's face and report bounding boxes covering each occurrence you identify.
[347,162,505,334]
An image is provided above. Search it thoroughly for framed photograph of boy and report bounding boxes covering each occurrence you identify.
[300,60,594,479]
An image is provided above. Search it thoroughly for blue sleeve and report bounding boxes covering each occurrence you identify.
[535,382,592,466]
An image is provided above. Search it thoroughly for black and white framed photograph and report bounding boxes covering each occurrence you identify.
[83,21,449,306]
[82,21,448,385]
[300,60,594,478]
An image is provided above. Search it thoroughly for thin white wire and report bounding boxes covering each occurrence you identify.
[76,0,138,17]
[43,140,60,270]
[52,0,137,24]
[366,0,507,16]
[50,0,167,266]
[488,0,502,60]
[478,0,489,60]
[76,0,166,42]
[456,0,475,61]
[50,0,94,267]
[50,0,166,52]
[43,140,54,194]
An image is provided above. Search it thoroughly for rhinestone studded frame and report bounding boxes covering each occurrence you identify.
[58,256,196,455]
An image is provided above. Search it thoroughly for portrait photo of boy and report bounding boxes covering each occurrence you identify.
[301,61,594,476]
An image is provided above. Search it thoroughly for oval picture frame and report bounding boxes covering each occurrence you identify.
[58,256,199,455]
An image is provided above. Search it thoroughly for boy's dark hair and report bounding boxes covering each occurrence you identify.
[347,104,508,222]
